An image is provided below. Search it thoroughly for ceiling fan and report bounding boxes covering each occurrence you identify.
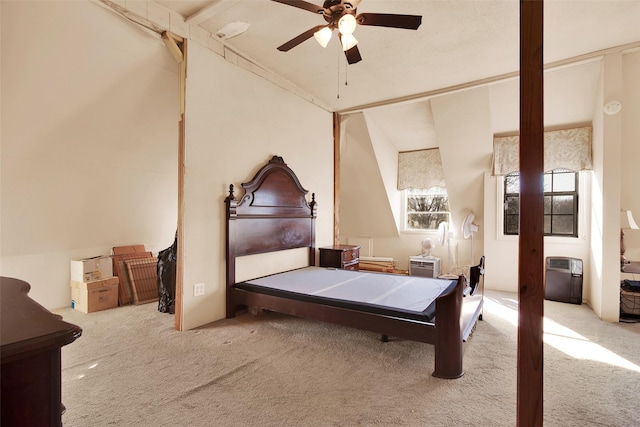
[271,0,422,64]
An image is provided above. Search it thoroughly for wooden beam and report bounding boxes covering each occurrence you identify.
[164,32,184,44]
[98,0,166,34]
[333,113,341,246]
[175,41,188,331]
[518,1,544,426]
[162,32,183,63]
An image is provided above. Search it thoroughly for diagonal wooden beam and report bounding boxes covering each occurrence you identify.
[518,0,544,426]
[98,0,166,34]
[162,32,184,63]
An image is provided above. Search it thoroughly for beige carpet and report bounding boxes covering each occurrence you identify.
[54,290,640,426]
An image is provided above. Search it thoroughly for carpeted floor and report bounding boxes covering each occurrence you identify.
[54,290,640,426]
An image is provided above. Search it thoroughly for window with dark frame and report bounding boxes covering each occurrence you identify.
[504,169,578,237]
[405,187,450,231]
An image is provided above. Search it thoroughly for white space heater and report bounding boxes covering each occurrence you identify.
[409,256,441,278]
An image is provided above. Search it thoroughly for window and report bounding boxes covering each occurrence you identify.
[405,187,450,231]
[504,169,578,237]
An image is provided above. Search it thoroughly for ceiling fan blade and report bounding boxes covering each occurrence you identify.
[344,45,362,64]
[277,25,328,52]
[356,13,422,30]
[271,0,325,14]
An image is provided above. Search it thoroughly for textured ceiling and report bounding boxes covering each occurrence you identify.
[154,0,640,149]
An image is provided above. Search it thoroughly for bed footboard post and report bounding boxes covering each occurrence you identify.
[432,275,464,379]
[225,185,237,318]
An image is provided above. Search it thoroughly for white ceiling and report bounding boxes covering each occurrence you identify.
[153,0,640,149]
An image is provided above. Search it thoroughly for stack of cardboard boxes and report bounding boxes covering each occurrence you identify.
[111,245,156,306]
[70,256,119,313]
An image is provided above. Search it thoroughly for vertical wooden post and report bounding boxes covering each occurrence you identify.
[172,35,187,332]
[333,113,341,246]
[518,1,544,425]
[159,31,187,331]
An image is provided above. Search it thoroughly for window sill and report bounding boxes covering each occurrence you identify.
[497,234,585,245]
[401,229,441,235]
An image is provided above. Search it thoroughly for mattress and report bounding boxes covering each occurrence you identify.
[236,267,458,322]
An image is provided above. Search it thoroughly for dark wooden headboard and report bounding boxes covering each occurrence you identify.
[225,156,317,290]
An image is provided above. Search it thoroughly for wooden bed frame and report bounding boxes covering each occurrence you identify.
[225,155,483,379]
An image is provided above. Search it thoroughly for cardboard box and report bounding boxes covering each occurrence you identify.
[113,245,146,255]
[70,256,113,282]
[70,277,119,313]
[112,252,154,306]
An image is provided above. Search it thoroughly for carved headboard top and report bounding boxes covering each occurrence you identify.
[226,155,316,218]
[225,156,317,268]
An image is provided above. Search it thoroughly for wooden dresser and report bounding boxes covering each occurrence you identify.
[1,277,82,427]
[319,245,360,270]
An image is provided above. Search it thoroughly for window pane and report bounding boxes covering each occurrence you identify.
[505,196,519,215]
[505,215,519,234]
[505,174,519,194]
[553,172,575,192]
[543,174,552,192]
[544,196,552,214]
[407,195,449,213]
[503,170,578,238]
[407,213,449,230]
[551,215,574,234]
[407,196,419,211]
[552,195,574,214]
[406,187,450,231]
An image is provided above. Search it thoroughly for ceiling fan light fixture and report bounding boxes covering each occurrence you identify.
[313,26,333,48]
[338,14,357,35]
[340,33,358,51]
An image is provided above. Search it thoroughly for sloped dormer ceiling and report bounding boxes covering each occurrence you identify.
[339,113,399,238]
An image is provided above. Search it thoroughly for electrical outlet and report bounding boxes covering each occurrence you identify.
[194,283,205,297]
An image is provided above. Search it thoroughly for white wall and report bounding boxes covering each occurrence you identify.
[339,113,398,239]
[340,88,494,273]
[341,60,640,320]
[180,41,334,330]
[362,113,403,229]
[3,2,635,324]
[621,50,640,261]
[587,49,640,321]
[484,171,592,294]
[0,1,178,309]
[589,52,625,321]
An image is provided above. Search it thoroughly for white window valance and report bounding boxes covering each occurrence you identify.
[492,126,593,175]
[397,148,445,190]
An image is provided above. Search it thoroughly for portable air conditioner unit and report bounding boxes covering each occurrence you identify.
[545,257,583,304]
[409,256,441,278]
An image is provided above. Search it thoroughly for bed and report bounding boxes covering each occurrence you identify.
[225,155,484,379]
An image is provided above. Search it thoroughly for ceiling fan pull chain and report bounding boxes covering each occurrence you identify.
[345,62,348,87]
[336,49,341,99]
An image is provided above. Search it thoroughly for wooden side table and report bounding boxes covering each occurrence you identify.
[319,245,360,270]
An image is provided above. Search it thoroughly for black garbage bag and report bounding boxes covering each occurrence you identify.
[157,233,177,314]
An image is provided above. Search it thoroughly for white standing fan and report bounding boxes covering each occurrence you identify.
[461,212,479,264]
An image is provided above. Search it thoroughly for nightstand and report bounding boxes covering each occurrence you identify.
[319,245,360,270]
